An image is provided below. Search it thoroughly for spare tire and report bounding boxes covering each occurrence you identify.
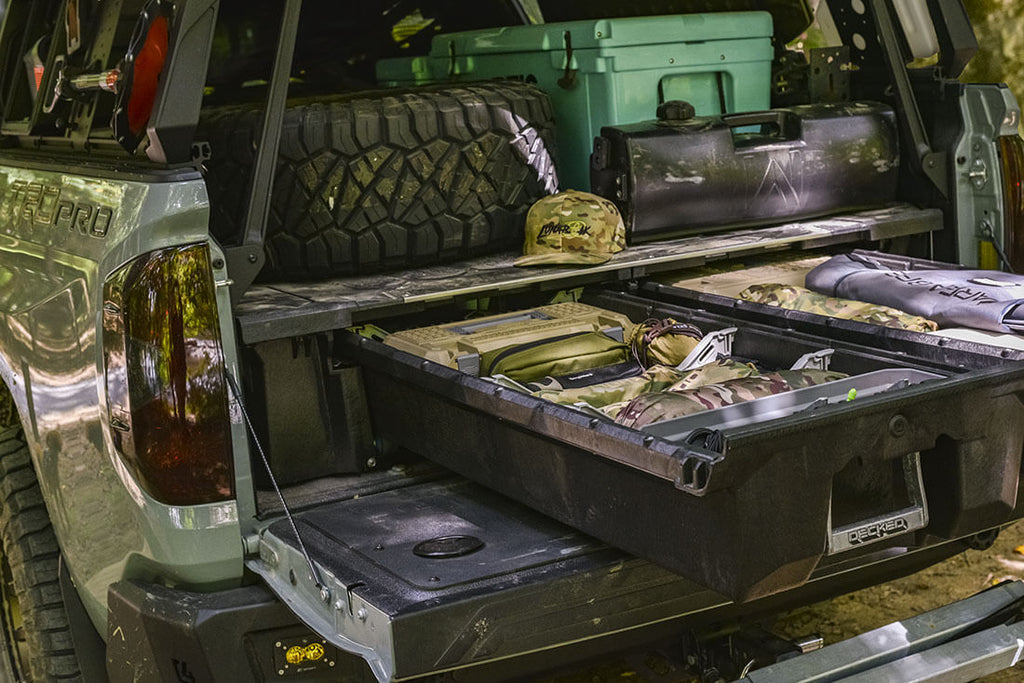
[199,81,559,280]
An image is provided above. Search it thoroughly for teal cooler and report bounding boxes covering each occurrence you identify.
[377,13,774,191]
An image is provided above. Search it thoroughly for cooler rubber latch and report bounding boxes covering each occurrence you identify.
[557,31,577,90]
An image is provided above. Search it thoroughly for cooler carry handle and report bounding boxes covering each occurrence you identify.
[721,109,801,143]
[557,31,578,90]
[449,310,553,335]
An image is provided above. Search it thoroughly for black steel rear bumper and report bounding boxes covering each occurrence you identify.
[106,581,375,682]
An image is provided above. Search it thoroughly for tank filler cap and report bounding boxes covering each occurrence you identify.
[656,100,696,122]
[413,535,485,559]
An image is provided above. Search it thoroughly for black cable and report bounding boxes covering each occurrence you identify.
[224,370,328,599]
[685,427,725,453]
[974,227,1015,274]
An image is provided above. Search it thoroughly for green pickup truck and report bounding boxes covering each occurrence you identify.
[2,0,1024,681]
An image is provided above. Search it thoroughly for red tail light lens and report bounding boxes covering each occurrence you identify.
[999,134,1024,272]
[103,244,234,505]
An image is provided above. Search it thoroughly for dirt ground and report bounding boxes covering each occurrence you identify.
[542,520,1024,682]
[771,520,1024,682]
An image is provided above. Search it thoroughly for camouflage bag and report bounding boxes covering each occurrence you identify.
[664,359,759,392]
[481,330,630,383]
[628,318,703,368]
[772,368,850,389]
[596,360,757,420]
[534,364,687,409]
[615,368,848,429]
[738,283,939,332]
[537,359,759,419]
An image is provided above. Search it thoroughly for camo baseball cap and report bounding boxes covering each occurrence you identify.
[514,190,627,267]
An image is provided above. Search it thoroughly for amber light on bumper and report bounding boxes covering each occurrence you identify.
[999,134,1024,272]
[103,244,234,505]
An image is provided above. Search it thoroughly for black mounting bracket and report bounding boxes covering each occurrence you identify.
[865,0,949,197]
[225,0,303,306]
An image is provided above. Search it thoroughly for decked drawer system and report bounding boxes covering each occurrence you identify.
[337,290,1024,601]
[236,206,1024,678]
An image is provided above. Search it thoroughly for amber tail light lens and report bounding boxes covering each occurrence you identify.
[102,244,234,505]
[999,134,1024,273]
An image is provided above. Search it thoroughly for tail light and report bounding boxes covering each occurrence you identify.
[999,134,1024,272]
[102,244,234,506]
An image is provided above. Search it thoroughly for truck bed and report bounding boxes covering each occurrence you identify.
[234,204,940,343]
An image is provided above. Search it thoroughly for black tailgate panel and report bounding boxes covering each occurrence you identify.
[337,291,1024,602]
[259,479,725,680]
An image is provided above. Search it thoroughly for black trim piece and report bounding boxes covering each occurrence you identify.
[926,0,978,80]
[58,559,108,683]
[0,151,202,183]
[225,0,302,303]
[866,0,948,196]
[107,580,374,682]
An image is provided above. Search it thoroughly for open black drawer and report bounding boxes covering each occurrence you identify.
[335,287,1024,603]
[237,212,1024,603]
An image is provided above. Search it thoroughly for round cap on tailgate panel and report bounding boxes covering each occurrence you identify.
[413,535,485,558]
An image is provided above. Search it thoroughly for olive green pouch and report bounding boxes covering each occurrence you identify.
[481,331,630,383]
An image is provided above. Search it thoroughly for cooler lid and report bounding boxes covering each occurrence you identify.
[534,0,814,46]
[427,12,774,57]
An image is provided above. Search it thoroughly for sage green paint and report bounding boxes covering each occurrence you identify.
[954,85,1020,267]
[0,161,255,637]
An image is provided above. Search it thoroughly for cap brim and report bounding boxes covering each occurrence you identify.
[513,252,612,267]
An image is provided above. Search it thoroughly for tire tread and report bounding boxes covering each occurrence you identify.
[0,427,82,681]
[199,81,559,279]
